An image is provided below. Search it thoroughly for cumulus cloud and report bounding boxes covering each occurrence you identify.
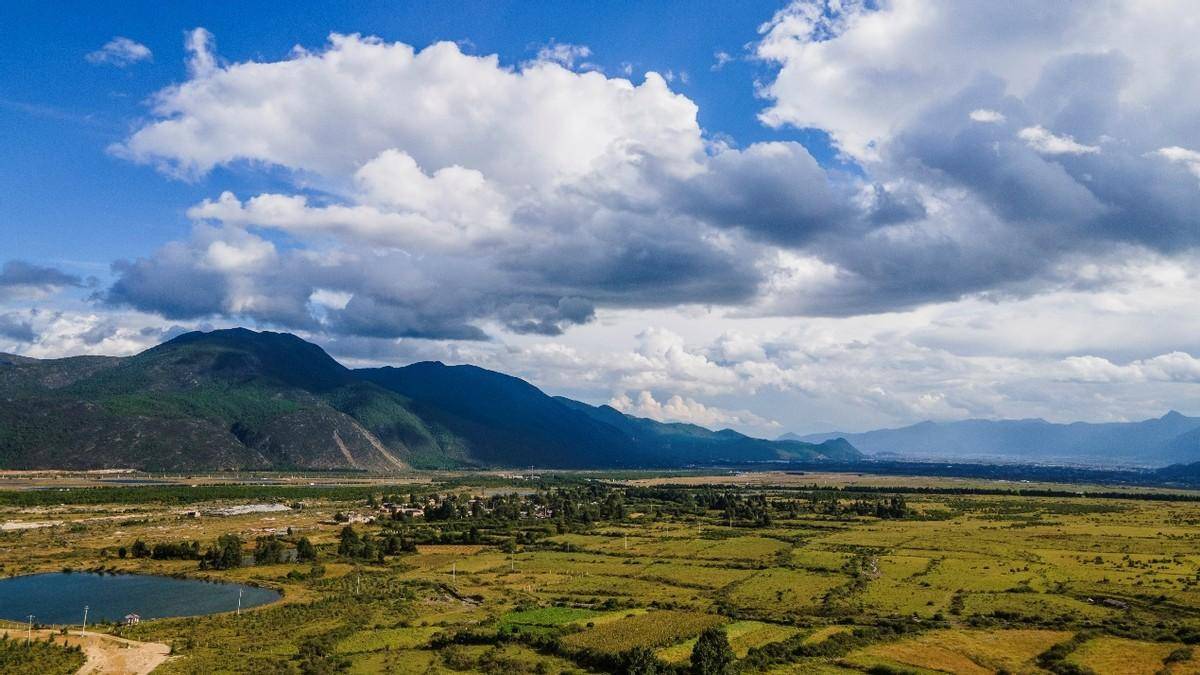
[105,13,1200,335]
[1017,125,1100,155]
[1156,146,1200,180]
[114,35,704,181]
[104,33,839,338]
[86,37,152,67]
[530,41,594,70]
[610,390,781,431]
[968,109,1006,123]
[1060,352,1200,384]
[751,0,1200,313]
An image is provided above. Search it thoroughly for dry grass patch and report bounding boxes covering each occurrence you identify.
[847,628,1072,674]
[1066,636,1193,675]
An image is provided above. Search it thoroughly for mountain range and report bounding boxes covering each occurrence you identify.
[0,328,858,471]
[790,412,1200,468]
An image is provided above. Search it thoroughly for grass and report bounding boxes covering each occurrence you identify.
[844,628,1072,674]
[559,610,725,654]
[1066,636,1196,675]
[498,606,600,631]
[726,568,847,617]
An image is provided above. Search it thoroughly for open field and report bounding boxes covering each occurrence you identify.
[2,472,1200,673]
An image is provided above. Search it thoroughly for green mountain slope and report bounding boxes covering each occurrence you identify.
[0,329,439,471]
[357,361,859,467]
[0,329,858,471]
[355,362,637,467]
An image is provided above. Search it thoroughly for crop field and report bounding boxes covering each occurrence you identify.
[2,472,1200,673]
[559,610,725,654]
[655,621,802,663]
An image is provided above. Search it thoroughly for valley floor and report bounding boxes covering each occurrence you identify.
[2,472,1200,674]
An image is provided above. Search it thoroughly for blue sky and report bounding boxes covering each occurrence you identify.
[3,1,1200,435]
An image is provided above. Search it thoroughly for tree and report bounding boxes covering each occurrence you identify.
[621,646,659,674]
[254,535,286,565]
[296,537,317,562]
[690,627,734,675]
[201,534,244,570]
[337,525,362,558]
[130,539,150,558]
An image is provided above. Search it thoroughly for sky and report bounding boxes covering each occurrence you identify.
[4,0,1200,437]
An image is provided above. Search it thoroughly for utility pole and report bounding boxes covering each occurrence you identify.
[355,573,361,596]
[81,605,88,635]
[237,588,243,616]
[451,562,456,582]
[27,615,34,642]
[624,533,628,550]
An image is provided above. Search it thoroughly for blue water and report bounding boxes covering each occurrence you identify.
[0,572,280,624]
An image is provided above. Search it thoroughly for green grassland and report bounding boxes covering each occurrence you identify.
[2,474,1200,673]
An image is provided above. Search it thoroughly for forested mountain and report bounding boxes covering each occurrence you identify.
[0,328,856,471]
[791,411,1200,467]
[356,362,859,467]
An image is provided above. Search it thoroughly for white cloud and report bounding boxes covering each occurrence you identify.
[115,34,703,183]
[309,289,352,310]
[86,37,152,67]
[1017,125,1099,155]
[201,236,276,271]
[609,390,780,432]
[712,51,734,71]
[1155,146,1200,180]
[1060,352,1200,384]
[755,0,1200,161]
[968,109,1005,123]
[185,27,217,77]
[107,31,860,340]
[530,41,594,70]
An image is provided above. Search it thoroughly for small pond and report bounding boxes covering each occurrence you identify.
[0,572,280,624]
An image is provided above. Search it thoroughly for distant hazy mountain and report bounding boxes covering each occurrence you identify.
[0,328,857,471]
[553,397,861,466]
[789,411,1200,467]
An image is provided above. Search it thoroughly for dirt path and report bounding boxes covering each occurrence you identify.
[1,628,171,675]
